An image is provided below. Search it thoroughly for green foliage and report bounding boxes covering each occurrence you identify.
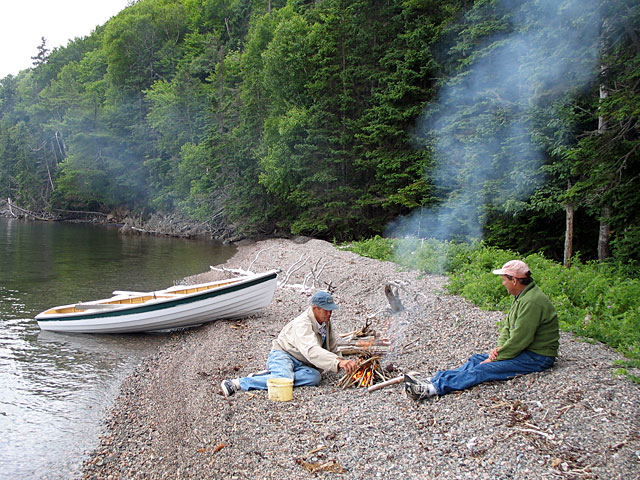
[343,235,395,262]
[347,236,640,371]
[103,0,188,91]
[0,0,638,268]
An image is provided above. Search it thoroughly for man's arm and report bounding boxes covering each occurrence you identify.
[495,302,542,360]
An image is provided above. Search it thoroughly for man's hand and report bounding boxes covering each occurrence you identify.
[489,346,500,361]
[338,358,358,375]
[484,346,500,363]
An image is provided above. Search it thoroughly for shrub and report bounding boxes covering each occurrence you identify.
[342,235,395,262]
[346,237,640,375]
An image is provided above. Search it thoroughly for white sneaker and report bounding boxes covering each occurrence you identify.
[404,372,436,401]
[220,378,241,397]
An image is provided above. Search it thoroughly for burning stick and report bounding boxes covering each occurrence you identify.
[337,357,377,388]
[366,375,404,392]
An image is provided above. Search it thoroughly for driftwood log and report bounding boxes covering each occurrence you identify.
[384,284,404,313]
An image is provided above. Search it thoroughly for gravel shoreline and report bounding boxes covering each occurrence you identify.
[80,238,640,479]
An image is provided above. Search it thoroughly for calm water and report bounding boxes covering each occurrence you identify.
[0,218,236,479]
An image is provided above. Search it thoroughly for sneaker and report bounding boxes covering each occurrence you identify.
[404,372,435,401]
[220,378,241,397]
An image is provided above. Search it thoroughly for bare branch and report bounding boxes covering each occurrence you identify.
[247,246,276,272]
[280,254,308,287]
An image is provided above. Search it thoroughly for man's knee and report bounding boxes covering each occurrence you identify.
[305,368,322,385]
[294,367,321,386]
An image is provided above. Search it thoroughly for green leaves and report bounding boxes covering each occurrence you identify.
[0,0,638,266]
[348,236,640,370]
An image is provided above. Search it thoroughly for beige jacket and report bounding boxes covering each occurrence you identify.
[271,306,340,372]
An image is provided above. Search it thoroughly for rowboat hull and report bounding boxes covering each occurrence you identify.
[36,270,278,333]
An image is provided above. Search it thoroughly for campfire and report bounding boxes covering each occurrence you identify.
[336,355,397,389]
[335,318,404,391]
[333,284,416,392]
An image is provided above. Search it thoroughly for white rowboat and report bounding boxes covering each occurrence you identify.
[36,270,278,333]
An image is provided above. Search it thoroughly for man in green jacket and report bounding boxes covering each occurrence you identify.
[405,260,559,401]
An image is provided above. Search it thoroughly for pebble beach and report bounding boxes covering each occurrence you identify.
[80,238,640,479]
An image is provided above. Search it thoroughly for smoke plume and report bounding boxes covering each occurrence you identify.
[386,0,601,244]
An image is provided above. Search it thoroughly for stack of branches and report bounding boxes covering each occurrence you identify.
[335,316,418,391]
[335,319,399,389]
[335,318,391,357]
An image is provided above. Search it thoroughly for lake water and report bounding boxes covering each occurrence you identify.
[0,218,236,479]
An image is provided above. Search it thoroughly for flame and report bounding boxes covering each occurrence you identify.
[351,366,375,387]
[362,368,373,387]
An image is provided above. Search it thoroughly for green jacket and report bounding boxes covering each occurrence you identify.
[496,283,559,360]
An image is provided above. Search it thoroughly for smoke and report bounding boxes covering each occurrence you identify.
[386,0,601,244]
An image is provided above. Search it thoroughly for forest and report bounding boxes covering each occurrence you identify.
[0,0,638,269]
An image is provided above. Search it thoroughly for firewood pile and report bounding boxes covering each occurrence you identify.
[335,318,391,356]
[335,318,404,390]
[334,283,420,391]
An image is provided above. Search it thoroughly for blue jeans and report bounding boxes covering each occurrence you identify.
[238,349,322,391]
[430,350,555,396]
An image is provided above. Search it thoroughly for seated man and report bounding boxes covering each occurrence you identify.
[405,260,559,401]
[220,290,358,397]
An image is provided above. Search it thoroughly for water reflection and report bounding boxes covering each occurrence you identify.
[0,218,235,479]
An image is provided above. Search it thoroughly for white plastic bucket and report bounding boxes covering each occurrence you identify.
[267,377,293,401]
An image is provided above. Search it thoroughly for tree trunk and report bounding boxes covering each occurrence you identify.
[564,199,574,268]
[598,205,611,260]
[597,21,612,261]
[596,78,612,260]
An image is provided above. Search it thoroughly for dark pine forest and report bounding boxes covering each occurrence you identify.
[1,0,639,267]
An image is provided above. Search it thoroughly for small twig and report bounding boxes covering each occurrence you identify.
[541,408,550,422]
[511,427,554,440]
[305,445,327,456]
[399,338,419,351]
[554,404,574,419]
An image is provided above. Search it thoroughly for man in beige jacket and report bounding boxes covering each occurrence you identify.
[221,291,357,397]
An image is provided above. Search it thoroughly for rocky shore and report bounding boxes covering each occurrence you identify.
[1,199,235,242]
[79,238,639,480]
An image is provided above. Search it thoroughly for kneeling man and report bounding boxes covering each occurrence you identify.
[221,291,357,396]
